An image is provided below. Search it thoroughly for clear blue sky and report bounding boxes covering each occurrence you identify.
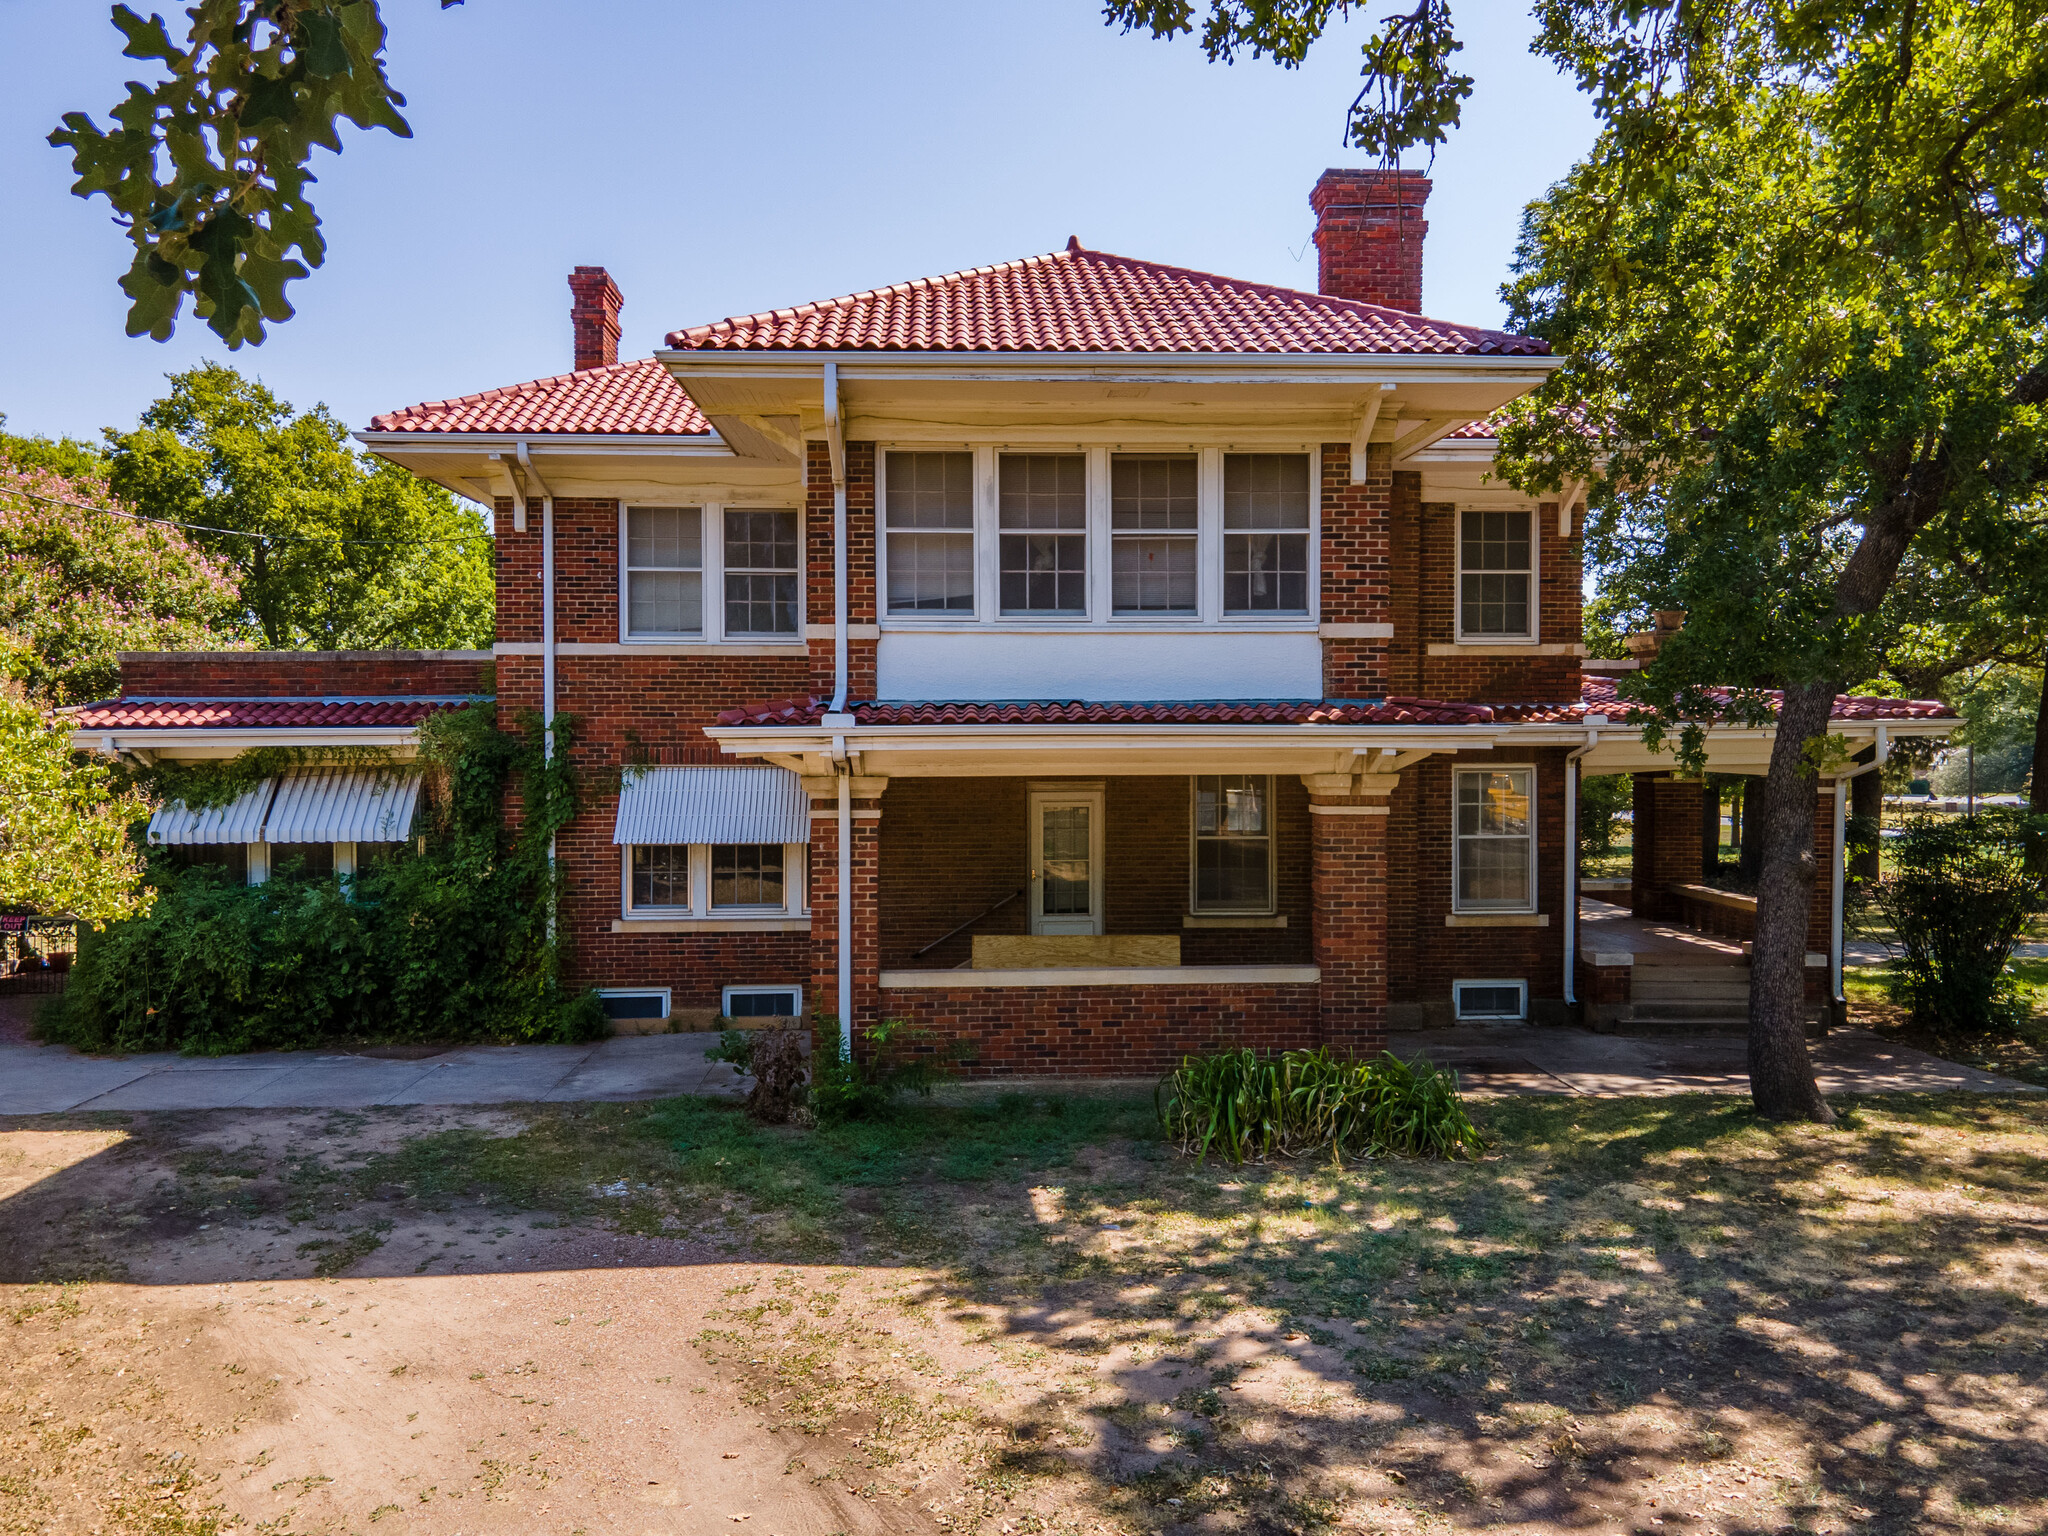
[0,0,1593,442]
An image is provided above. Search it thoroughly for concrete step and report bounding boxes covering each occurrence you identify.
[1629,1000,1750,1021]
[1633,984,1752,1005]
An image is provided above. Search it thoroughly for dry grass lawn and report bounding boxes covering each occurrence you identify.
[2,1088,2045,1536]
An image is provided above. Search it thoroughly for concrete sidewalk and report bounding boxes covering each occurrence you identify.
[0,1033,752,1116]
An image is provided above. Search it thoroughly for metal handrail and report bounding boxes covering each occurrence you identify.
[911,889,1023,959]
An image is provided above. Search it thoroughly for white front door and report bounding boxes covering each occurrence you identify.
[1029,790,1104,935]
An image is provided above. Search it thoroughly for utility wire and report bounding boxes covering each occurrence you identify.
[0,484,493,546]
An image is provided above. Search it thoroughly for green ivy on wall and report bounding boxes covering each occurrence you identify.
[41,706,605,1054]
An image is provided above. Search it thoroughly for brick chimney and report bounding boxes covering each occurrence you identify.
[568,266,622,372]
[1310,169,1431,313]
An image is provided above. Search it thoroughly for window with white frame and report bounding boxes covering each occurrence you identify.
[884,451,974,614]
[722,508,800,636]
[1223,453,1311,615]
[999,454,1087,615]
[724,984,802,1018]
[1111,453,1198,614]
[1191,774,1275,912]
[1453,767,1536,911]
[1454,979,1527,1021]
[624,843,805,917]
[625,505,703,636]
[1458,509,1534,639]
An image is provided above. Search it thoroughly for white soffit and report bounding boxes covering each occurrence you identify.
[265,768,423,844]
[613,765,810,846]
[147,782,275,846]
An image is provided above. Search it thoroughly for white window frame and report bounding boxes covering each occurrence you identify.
[598,986,672,1021]
[1453,505,1540,644]
[722,984,803,1019]
[874,444,1319,632]
[618,502,805,646]
[1028,784,1106,935]
[1451,764,1539,914]
[1452,978,1528,1021]
[621,843,809,920]
[1187,774,1278,916]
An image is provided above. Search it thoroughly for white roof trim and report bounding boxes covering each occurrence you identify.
[613,766,810,846]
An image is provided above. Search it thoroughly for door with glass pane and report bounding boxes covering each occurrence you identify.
[1029,790,1103,935]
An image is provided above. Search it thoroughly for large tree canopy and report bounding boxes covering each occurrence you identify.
[0,443,246,707]
[52,0,459,346]
[103,363,494,651]
[1121,0,2048,1120]
[0,679,152,925]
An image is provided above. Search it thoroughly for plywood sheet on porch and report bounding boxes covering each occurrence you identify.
[971,934,1181,969]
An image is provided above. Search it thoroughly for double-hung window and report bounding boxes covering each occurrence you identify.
[999,454,1086,615]
[722,508,800,636]
[1458,510,1534,639]
[1453,767,1536,912]
[626,843,801,917]
[1111,453,1198,614]
[1191,774,1275,913]
[626,506,703,636]
[1223,454,1310,614]
[884,451,975,614]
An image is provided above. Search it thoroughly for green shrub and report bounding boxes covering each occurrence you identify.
[1156,1046,1483,1165]
[808,1016,957,1123]
[1868,808,2048,1036]
[38,706,605,1054]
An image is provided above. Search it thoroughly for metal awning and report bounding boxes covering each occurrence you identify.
[612,766,809,846]
[147,782,276,846]
[264,769,423,844]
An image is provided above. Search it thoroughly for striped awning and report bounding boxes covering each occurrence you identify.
[147,782,275,846]
[612,766,810,846]
[264,769,423,844]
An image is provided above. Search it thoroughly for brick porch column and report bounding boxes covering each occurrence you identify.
[1305,772,1391,1054]
[804,777,886,1046]
[1631,773,1704,920]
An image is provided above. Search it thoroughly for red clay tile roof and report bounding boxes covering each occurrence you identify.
[1578,674,1953,722]
[70,698,474,730]
[368,358,708,436]
[715,681,1954,730]
[669,242,1549,357]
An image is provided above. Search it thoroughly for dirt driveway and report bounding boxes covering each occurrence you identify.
[4,1091,2045,1536]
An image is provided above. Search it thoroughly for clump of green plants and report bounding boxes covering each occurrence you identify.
[1156,1046,1483,1164]
[1867,808,2048,1036]
[809,1016,962,1123]
[39,705,605,1054]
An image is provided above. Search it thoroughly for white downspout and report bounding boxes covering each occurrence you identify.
[1562,725,1600,1007]
[822,364,853,1060]
[519,439,558,936]
[1832,725,1891,1006]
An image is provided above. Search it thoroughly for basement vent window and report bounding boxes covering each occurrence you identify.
[723,986,801,1019]
[1453,980,1526,1022]
[597,988,671,1021]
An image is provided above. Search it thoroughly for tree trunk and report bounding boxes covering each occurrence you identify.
[2033,645,2048,817]
[1748,681,1837,1123]
[1739,779,1765,884]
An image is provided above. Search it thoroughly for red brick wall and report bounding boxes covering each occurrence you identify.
[1311,792,1389,1052]
[806,440,878,701]
[1631,775,1705,920]
[1387,747,1570,1017]
[811,795,881,1030]
[881,983,1324,1077]
[1411,500,1582,703]
[876,777,1312,970]
[1319,442,1393,696]
[118,651,491,698]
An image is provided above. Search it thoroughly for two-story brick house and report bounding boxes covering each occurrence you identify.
[75,169,1951,1067]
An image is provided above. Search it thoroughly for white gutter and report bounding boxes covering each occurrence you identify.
[823,362,853,1060]
[1561,722,1602,1007]
[1831,724,1891,1005]
[520,438,559,937]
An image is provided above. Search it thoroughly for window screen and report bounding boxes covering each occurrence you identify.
[599,991,669,1020]
[1459,509,1532,637]
[626,506,704,635]
[168,843,250,883]
[630,844,691,909]
[1111,453,1197,614]
[724,987,801,1018]
[723,508,800,635]
[1454,982,1526,1020]
[1454,768,1535,910]
[274,843,334,879]
[1192,774,1273,911]
[711,844,784,910]
[999,454,1086,615]
[1223,454,1310,614]
[885,452,974,614]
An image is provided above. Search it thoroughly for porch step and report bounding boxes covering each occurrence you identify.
[1631,966,1752,1005]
